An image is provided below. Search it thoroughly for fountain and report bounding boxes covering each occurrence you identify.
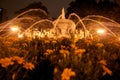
[0,8,120,40]
[53,8,76,38]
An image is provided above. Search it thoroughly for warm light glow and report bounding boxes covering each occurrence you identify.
[18,34,23,38]
[11,26,19,32]
[118,37,120,41]
[97,29,105,34]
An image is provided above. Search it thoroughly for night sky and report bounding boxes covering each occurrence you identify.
[0,0,75,19]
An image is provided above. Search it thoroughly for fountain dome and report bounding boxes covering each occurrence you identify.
[53,8,76,37]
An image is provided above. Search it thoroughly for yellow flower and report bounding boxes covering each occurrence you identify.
[102,65,112,76]
[59,49,70,57]
[99,59,112,76]
[46,49,53,54]
[12,56,25,64]
[99,59,107,66]
[23,62,35,70]
[61,68,76,80]
[60,50,69,54]
[52,40,57,44]
[0,57,14,68]
[74,49,86,55]
[44,49,53,56]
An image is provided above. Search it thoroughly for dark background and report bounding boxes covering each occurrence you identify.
[0,0,75,19]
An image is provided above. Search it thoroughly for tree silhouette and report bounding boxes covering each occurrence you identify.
[15,2,49,15]
[14,2,52,31]
[67,0,120,22]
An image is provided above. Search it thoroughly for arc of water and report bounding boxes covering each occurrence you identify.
[68,13,88,38]
[53,14,63,30]
[85,15,120,27]
[0,9,48,33]
[16,17,35,22]
[82,18,117,37]
[0,17,36,38]
[22,19,54,34]
[16,9,48,18]
[53,8,66,30]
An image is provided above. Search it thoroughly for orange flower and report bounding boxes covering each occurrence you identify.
[23,62,35,70]
[9,48,19,54]
[96,43,104,48]
[99,59,107,66]
[44,49,53,56]
[102,65,112,76]
[12,56,25,64]
[0,57,14,68]
[46,49,53,54]
[52,40,57,44]
[44,40,50,44]
[61,68,76,80]
[59,49,70,58]
[74,49,86,55]
[99,59,112,76]
[60,49,69,55]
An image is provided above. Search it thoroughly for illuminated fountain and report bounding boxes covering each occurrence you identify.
[53,8,76,38]
[0,8,120,40]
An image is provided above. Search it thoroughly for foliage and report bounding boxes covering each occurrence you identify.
[15,2,49,15]
[67,0,120,22]
[0,36,120,80]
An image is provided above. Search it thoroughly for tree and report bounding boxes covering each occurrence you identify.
[14,2,52,31]
[15,2,49,14]
[67,0,120,22]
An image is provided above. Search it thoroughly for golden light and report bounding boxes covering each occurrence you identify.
[11,26,19,32]
[118,37,120,41]
[18,34,23,38]
[97,29,105,34]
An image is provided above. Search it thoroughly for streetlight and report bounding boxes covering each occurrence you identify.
[97,29,105,34]
[10,26,19,32]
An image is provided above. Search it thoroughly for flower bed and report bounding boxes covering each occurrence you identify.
[0,36,120,80]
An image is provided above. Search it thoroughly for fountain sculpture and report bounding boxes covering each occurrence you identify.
[0,8,120,40]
